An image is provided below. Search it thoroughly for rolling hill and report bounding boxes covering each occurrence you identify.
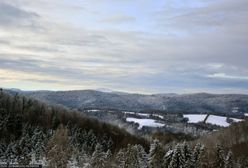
[9,89,248,114]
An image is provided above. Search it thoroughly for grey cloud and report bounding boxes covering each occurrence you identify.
[0,40,10,45]
[157,0,248,31]
[0,55,137,85]
[0,1,39,28]
[16,45,61,53]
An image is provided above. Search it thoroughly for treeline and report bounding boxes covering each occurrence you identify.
[1,124,247,167]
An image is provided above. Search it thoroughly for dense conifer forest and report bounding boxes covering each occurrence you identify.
[0,89,248,167]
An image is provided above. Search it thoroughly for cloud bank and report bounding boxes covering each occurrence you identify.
[0,0,248,94]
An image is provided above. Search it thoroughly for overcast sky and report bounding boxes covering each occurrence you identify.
[0,0,248,94]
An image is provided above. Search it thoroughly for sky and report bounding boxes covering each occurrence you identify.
[0,0,248,94]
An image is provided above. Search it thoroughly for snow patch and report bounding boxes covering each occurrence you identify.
[230,118,243,122]
[123,111,135,115]
[87,109,100,112]
[123,111,163,119]
[153,114,164,119]
[183,114,207,123]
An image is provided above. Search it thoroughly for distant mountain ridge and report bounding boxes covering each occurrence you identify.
[6,89,248,114]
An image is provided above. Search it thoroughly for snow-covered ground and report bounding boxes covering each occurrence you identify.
[86,109,100,112]
[184,114,243,127]
[126,117,165,129]
[123,111,136,115]
[206,115,230,127]
[244,113,248,117]
[231,118,243,122]
[123,111,163,119]
[123,111,151,117]
[183,114,207,123]
[153,114,164,119]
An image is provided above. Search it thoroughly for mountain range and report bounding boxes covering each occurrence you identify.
[6,89,248,114]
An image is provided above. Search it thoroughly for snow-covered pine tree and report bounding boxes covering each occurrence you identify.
[105,149,113,167]
[163,149,174,168]
[224,151,233,168]
[90,143,107,168]
[115,148,126,168]
[168,143,184,168]
[213,144,226,168]
[68,125,81,149]
[77,150,91,168]
[17,133,32,165]
[124,144,139,168]
[181,141,192,167]
[67,155,79,168]
[136,144,148,168]
[191,143,206,168]
[149,139,164,168]
[32,127,46,162]
[101,134,111,151]
[4,142,16,166]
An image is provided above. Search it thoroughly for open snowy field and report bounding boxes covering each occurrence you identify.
[206,115,243,127]
[184,114,243,127]
[126,117,165,129]
[183,114,207,123]
[206,115,230,127]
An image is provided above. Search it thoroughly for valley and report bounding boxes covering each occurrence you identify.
[82,108,246,137]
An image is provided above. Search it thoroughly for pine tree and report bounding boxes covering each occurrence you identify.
[191,143,206,168]
[17,133,32,165]
[68,155,79,168]
[4,142,16,166]
[115,148,126,168]
[163,149,174,168]
[136,144,148,168]
[224,151,233,168]
[105,149,113,167]
[31,127,46,162]
[149,139,164,168]
[213,144,226,168]
[168,143,184,168]
[82,130,97,154]
[90,143,107,168]
[77,150,91,168]
[181,141,192,167]
[124,144,140,168]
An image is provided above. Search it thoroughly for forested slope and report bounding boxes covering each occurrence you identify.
[18,90,248,114]
[0,89,148,166]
